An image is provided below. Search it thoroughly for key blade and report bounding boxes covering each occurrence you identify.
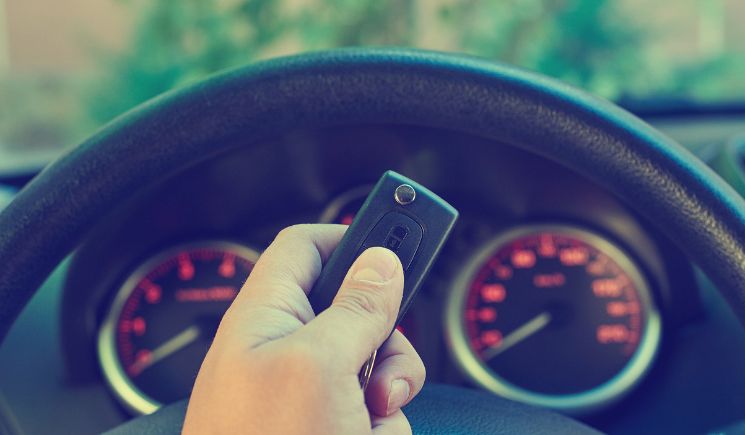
[359,350,377,391]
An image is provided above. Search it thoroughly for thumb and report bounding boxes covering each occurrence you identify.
[295,247,404,372]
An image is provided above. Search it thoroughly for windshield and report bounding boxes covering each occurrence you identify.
[1,0,744,171]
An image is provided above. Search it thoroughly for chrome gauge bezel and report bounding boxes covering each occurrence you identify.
[444,224,661,414]
[97,241,260,415]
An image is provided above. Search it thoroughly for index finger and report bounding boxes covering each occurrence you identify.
[222,224,346,342]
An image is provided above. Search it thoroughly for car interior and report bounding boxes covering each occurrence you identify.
[2,2,745,434]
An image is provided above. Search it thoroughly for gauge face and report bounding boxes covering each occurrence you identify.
[98,242,259,415]
[446,225,660,413]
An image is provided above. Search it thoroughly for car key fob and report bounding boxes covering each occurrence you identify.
[308,170,458,389]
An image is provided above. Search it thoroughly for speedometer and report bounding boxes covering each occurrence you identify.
[445,225,660,413]
[98,242,259,415]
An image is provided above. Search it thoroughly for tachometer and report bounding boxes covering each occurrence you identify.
[445,225,660,413]
[98,242,259,415]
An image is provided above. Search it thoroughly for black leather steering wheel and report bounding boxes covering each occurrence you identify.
[2,48,745,433]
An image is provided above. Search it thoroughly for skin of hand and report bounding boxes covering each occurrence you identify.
[183,224,426,435]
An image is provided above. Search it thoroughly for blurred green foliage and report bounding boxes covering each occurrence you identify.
[87,0,289,124]
[2,0,745,154]
[87,0,425,124]
[91,0,646,124]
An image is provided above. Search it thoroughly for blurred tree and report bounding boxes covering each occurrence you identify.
[3,0,745,154]
[295,0,417,48]
[87,0,291,124]
[87,0,427,125]
[439,0,649,99]
[88,0,647,125]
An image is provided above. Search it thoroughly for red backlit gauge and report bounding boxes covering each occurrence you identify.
[98,242,259,415]
[445,225,661,414]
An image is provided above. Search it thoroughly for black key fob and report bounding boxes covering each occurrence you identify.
[308,170,458,387]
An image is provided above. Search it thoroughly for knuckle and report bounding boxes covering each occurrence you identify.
[335,286,389,320]
[275,224,311,243]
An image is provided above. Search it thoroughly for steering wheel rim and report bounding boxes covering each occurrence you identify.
[1,48,745,432]
[104,385,599,435]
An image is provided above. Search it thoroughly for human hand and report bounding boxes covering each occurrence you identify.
[183,224,426,434]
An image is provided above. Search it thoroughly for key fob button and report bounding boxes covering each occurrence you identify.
[358,212,423,271]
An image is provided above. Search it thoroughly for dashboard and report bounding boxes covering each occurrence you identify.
[3,122,745,434]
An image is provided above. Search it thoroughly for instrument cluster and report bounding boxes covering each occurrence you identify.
[94,185,664,417]
[58,126,697,426]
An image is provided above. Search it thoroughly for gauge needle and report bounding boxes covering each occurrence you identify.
[130,325,201,375]
[483,312,552,361]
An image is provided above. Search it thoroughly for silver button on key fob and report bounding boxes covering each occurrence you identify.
[308,170,458,390]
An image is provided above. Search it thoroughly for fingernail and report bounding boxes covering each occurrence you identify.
[352,248,399,283]
[386,379,411,415]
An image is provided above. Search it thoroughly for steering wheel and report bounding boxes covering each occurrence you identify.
[2,48,745,434]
